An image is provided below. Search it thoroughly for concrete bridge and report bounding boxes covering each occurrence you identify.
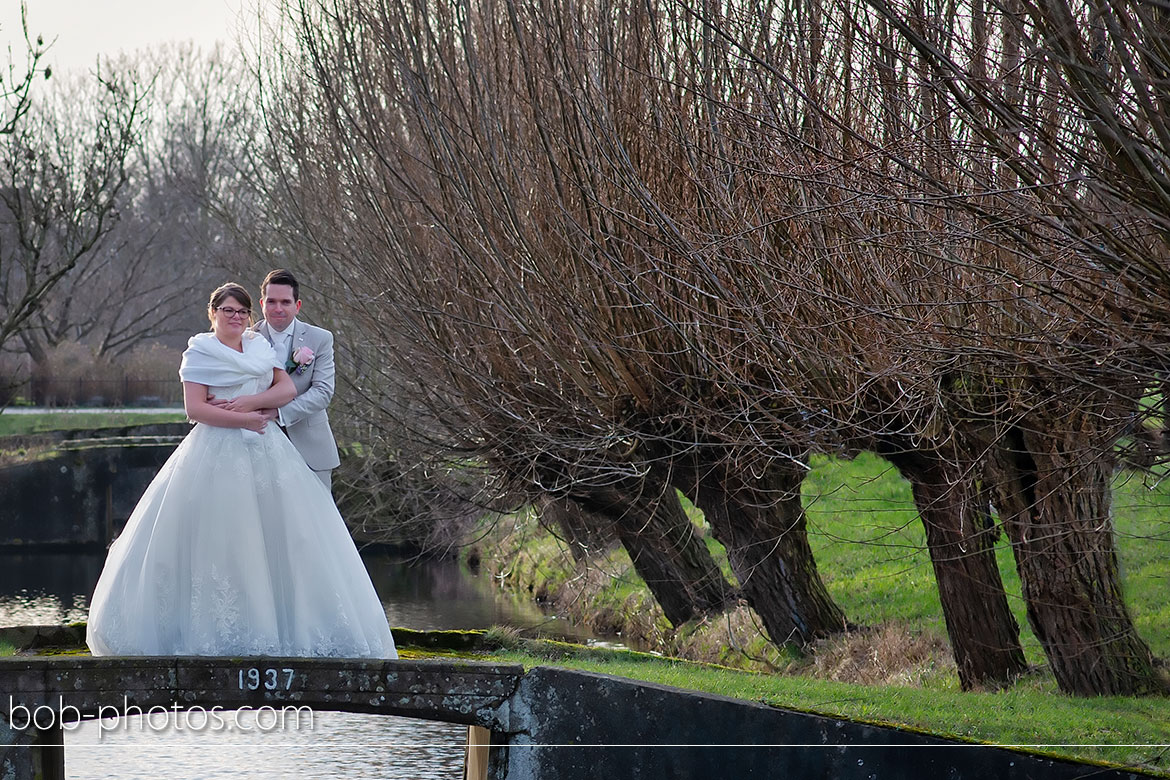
[0,653,1154,780]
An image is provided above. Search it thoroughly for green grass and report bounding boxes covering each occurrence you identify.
[0,410,185,437]
[801,453,1039,664]
[1111,470,1170,654]
[485,644,1170,773]
[804,453,945,626]
[802,451,1170,663]
[478,450,1170,770]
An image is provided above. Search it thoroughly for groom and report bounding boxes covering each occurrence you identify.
[254,268,341,489]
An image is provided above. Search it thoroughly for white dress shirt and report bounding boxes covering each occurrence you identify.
[268,319,297,427]
[269,319,296,362]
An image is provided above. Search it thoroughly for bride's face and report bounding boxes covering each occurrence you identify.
[211,295,252,339]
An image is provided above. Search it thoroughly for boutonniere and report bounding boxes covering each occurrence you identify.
[287,346,315,375]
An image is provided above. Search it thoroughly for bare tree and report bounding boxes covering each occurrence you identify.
[545,0,1025,681]
[11,45,263,368]
[858,0,1167,695]
[0,62,148,360]
[243,0,1165,696]
[244,0,748,628]
[0,3,46,137]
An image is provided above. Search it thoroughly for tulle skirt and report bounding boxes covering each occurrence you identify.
[86,423,396,658]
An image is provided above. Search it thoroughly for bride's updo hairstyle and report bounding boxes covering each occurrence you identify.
[207,282,253,327]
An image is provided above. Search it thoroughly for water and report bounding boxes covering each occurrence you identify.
[0,549,586,779]
[64,712,468,780]
[0,549,586,637]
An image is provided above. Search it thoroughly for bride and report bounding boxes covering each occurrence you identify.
[86,283,397,659]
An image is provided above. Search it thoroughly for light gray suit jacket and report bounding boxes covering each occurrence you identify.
[254,318,341,471]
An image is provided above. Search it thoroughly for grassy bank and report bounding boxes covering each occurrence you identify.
[0,410,186,437]
[471,452,1170,763]
[0,410,187,465]
[481,640,1170,774]
[478,452,1170,673]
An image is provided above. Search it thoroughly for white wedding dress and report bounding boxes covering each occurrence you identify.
[86,332,397,659]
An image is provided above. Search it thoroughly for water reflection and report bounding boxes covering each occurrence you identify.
[0,552,101,625]
[365,553,589,640]
[66,711,466,780]
[0,550,588,643]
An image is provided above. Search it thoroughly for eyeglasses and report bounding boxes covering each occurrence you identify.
[216,306,251,319]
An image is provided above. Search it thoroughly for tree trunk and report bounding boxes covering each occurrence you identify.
[537,495,617,562]
[17,331,48,370]
[574,473,734,626]
[988,426,1164,696]
[884,452,1027,690]
[680,456,847,646]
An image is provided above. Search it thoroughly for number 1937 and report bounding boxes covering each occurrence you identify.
[238,667,296,691]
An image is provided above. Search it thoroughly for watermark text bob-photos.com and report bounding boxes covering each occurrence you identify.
[8,696,314,738]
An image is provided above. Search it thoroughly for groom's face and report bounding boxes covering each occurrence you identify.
[262,283,301,331]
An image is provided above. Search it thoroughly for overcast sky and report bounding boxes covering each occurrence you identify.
[0,0,248,75]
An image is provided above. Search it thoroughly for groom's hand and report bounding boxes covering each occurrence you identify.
[258,408,279,422]
[241,411,268,433]
[220,395,262,413]
[206,394,229,408]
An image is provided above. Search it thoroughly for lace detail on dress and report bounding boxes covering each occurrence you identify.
[154,562,175,629]
[188,564,276,656]
[209,564,241,645]
[307,593,359,657]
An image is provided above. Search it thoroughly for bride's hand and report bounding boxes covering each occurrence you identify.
[240,411,268,433]
[221,394,259,413]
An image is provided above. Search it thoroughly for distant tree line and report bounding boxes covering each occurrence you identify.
[0,34,259,389]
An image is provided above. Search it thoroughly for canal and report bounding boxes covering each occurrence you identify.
[0,549,590,779]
